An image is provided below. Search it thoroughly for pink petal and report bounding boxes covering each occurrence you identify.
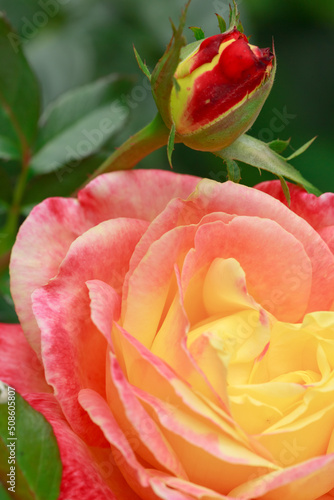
[229,453,334,500]
[160,476,232,499]
[106,352,187,478]
[25,393,118,500]
[122,225,197,348]
[187,180,334,314]
[125,180,334,320]
[256,181,334,255]
[0,323,50,394]
[256,180,334,229]
[86,280,121,344]
[32,218,147,445]
[79,388,173,500]
[10,197,86,356]
[122,212,238,350]
[78,169,200,225]
[10,170,199,357]
[183,217,312,322]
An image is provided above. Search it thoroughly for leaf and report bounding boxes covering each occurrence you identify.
[0,15,40,159]
[0,269,18,324]
[151,1,191,127]
[189,26,205,41]
[22,152,109,207]
[268,138,291,154]
[0,136,21,162]
[0,482,11,499]
[216,13,227,34]
[217,134,321,195]
[225,158,241,182]
[0,293,18,324]
[0,166,12,204]
[167,124,176,168]
[0,385,62,499]
[278,175,291,205]
[286,136,317,161]
[30,74,133,175]
[133,45,151,80]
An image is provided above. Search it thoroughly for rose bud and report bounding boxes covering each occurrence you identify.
[170,27,275,151]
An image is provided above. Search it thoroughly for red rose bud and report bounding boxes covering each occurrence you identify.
[170,28,275,151]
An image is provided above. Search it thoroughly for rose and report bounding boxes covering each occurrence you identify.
[1,170,334,499]
[169,28,275,151]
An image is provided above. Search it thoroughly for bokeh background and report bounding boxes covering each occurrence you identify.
[0,0,333,322]
[0,0,333,189]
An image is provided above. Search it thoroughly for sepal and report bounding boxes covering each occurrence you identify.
[151,1,191,127]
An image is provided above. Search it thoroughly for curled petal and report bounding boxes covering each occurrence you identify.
[32,218,147,445]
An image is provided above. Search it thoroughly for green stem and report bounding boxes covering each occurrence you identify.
[79,112,171,189]
[0,152,30,261]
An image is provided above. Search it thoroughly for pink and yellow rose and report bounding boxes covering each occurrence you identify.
[1,170,334,499]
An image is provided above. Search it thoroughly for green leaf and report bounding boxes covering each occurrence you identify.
[0,384,62,499]
[0,136,21,162]
[0,482,11,499]
[22,152,109,207]
[217,134,321,195]
[167,124,176,168]
[216,13,227,34]
[151,1,191,127]
[0,269,18,324]
[225,158,241,182]
[0,293,18,324]
[268,138,291,154]
[278,175,291,205]
[133,45,151,80]
[286,136,317,161]
[30,74,133,175]
[189,26,205,41]
[0,167,12,205]
[0,14,40,159]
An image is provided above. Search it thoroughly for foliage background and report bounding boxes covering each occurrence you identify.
[0,0,333,188]
[0,0,333,321]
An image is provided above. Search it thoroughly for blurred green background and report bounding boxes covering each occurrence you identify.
[0,0,333,188]
[0,0,333,322]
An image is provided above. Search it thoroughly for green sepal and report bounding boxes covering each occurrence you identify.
[151,1,191,128]
[286,136,317,161]
[268,138,291,154]
[179,39,202,62]
[173,77,181,93]
[216,133,321,196]
[216,13,227,34]
[229,0,243,32]
[133,45,151,80]
[225,159,241,182]
[167,123,176,168]
[278,175,291,205]
[189,26,205,41]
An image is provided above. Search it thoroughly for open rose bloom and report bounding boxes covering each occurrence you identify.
[2,170,334,499]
